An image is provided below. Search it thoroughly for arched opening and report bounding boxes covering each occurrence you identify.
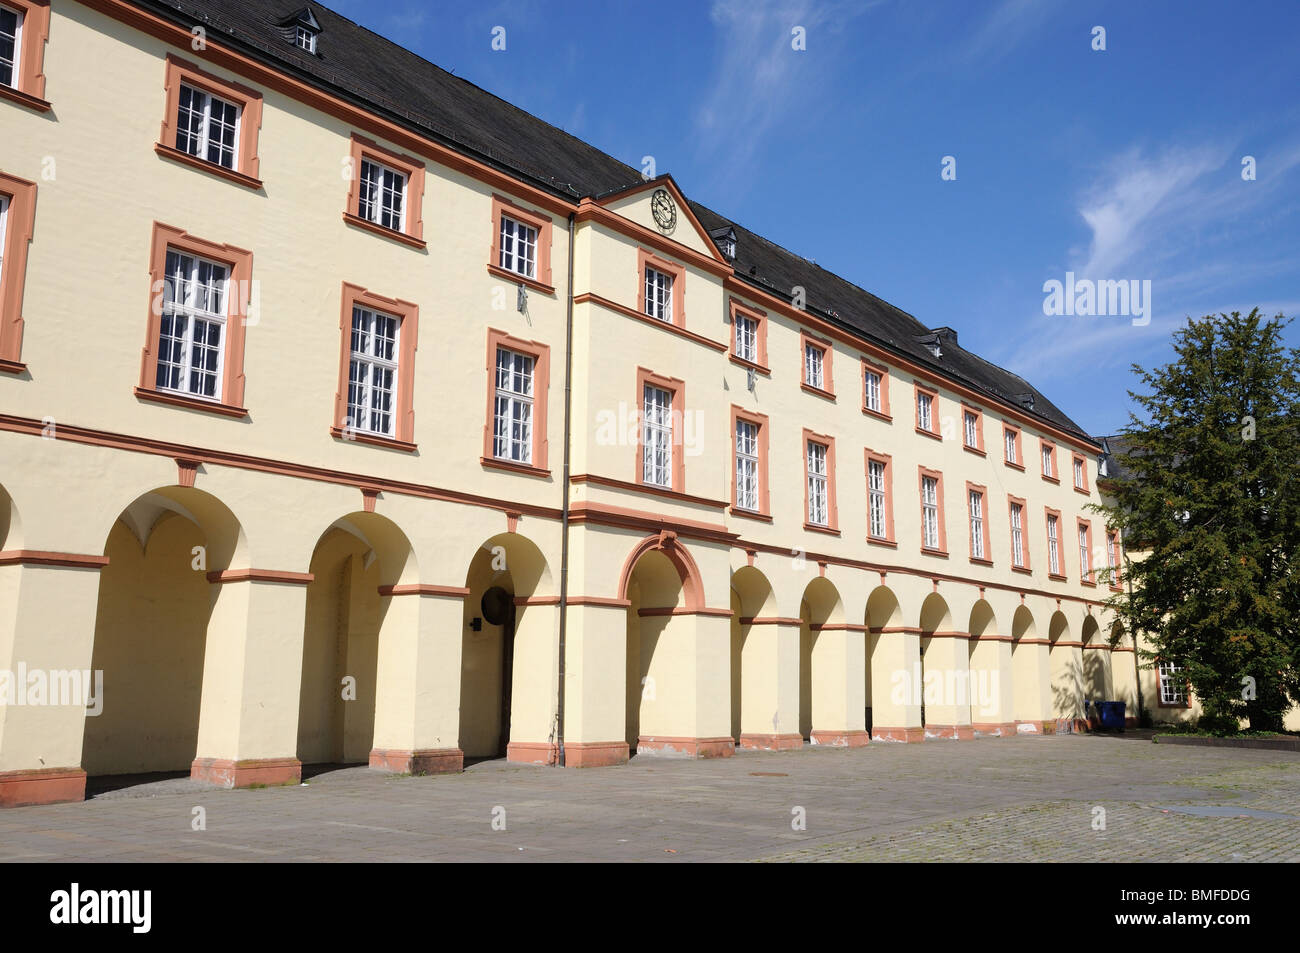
[967,600,1000,730]
[297,513,414,770]
[730,566,776,744]
[82,487,245,782]
[917,593,954,730]
[1048,610,1082,724]
[1011,605,1042,728]
[623,543,692,755]
[865,585,904,737]
[1081,615,1110,707]
[798,576,843,741]
[461,533,551,761]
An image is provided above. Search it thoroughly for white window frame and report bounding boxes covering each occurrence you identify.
[359,157,407,232]
[1158,660,1185,705]
[1079,524,1091,580]
[1010,502,1025,568]
[155,248,230,402]
[642,383,672,487]
[0,4,21,90]
[806,440,828,526]
[0,192,8,284]
[969,490,985,559]
[865,369,882,413]
[734,312,757,363]
[1005,429,1018,464]
[295,25,318,53]
[917,391,933,432]
[347,305,401,438]
[1042,444,1054,478]
[175,82,242,170]
[868,459,887,539]
[1047,514,1060,575]
[1107,532,1118,575]
[1074,457,1085,488]
[921,475,940,550]
[963,411,978,449]
[735,418,759,512]
[493,346,534,464]
[499,214,537,280]
[804,342,825,390]
[644,266,673,322]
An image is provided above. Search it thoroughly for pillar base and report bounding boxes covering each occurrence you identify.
[563,741,629,767]
[0,767,87,807]
[368,748,462,775]
[739,732,804,751]
[191,757,301,788]
[924,724,975,740]
[810,729,871,747]
[1015,719,1055,735]
[1054,717,1088,734]
[972,722,1017,737]
[636,736,735,759]
[506,741,558,766]
[872,725,924,742]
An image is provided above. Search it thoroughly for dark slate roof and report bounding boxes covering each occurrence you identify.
[135,0,1098,447]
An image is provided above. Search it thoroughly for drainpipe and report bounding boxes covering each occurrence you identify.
[555,210,576,767]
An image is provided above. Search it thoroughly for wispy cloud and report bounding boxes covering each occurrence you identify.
[958,0,1063,65]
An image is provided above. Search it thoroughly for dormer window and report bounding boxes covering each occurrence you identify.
[295,24,317,53]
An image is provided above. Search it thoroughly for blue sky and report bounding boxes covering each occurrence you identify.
[329,0,1300,437]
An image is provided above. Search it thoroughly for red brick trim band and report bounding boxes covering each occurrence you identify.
[563,741,629,767]
[924,724,975,740]
[810,729,870,747]
[205,569,314,584]
[872,726,924,743]
[738,733,804,751]
[0,550,109,569]
[636,736,736,759]
[368,747,464,774]
[191,757,301,787]
[972,722,1018,737]
[0,767,86,808]
[506,741,559,765]
[378,584,470,597]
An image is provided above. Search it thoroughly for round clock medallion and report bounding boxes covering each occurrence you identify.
[650,188,677,233]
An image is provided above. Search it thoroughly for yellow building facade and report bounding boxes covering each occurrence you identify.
[1,0,1141,807]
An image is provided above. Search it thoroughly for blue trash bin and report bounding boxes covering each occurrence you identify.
[1097,701,1126,731]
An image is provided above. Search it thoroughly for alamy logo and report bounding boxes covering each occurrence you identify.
[1042,271,1151,326]
[50,884,151,933]
[0,665,103,716]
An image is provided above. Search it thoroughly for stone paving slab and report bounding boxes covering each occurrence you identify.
[1,735,1296,862]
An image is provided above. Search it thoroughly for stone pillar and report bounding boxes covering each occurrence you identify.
[738,618,803,750]
[635,609,734,759]
[369,585,465,774]
[561,600,631,767]
[809,624,869,746]
[922,632,974,739]
[1051,641,1087,733]
[505,599,560,765]
[869,627,923,741]
[1111,645,1139,726]
[192,571,312,787]
[0,555,106,806]
[969,636,1016,736]
[1012,638,1054,733]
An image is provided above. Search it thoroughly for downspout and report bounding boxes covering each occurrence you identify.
[555,210,576,767]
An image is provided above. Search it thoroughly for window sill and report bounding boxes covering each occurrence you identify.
[1047,572,1067,582]
[342,212,427,249]
[134,386,248,418]
[329,425,417,453]
[486,263,555,296]
[730,507,772,522]
[1041,474,1060,484]
[480,456,551,478]
[963,444,985,456]
[800,382,835,401]
[729,354,771,376]
[969,556,993,567]
[1011,565,1033,575]
[1081,578,1097,588]
[915,426,942,441]
[574,294,727,352]
[867,535,897,548]
[155,143,264,190]
[0,358,26,375]
[862,407,891,423]
[920,546,948,558]
[0,84,51,113]
[1109,584,1123,593]
[1005,461,1025,471]
[1074,485,1091,495]
[804,522,840,536]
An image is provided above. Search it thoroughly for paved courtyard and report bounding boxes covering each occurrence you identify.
[2,733,1298,862]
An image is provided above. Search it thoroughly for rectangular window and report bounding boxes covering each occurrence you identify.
[359,158,406,232]
[642,383,673,486]
[1078,521,1093,582]
[735,418,759,511]
[1042,444,1054,478]
[807,440,829,526]
[347,305,400,437]
[175,83,240,170]
[963,411,979,449]
[0,192,8,284]
[1047,513,1060,575]
[1004,427,1019,465]
[492,347,534,464]
[1010,501,1025,568]
[1158,660,1185,706]
[868,459,888,539]
[155,248,229,400]
[644,267,673,322]
[498,214,537,279]
[865,369,882,413]
[917,391,933,432]
[1106,530,1121,589]
[0,5,19,88]
[804,342,824,390]
[921,474,940,550]
[734,312,758,363]
[295,25,317,52]
[1074,454,1087,490]
[969,489,985,560]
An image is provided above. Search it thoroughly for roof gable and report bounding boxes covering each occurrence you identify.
[595,176,728,264]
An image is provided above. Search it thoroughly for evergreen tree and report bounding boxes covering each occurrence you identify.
[1099,309,1300,732]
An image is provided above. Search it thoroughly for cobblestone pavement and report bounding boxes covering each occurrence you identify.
[2,734,1297,862]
